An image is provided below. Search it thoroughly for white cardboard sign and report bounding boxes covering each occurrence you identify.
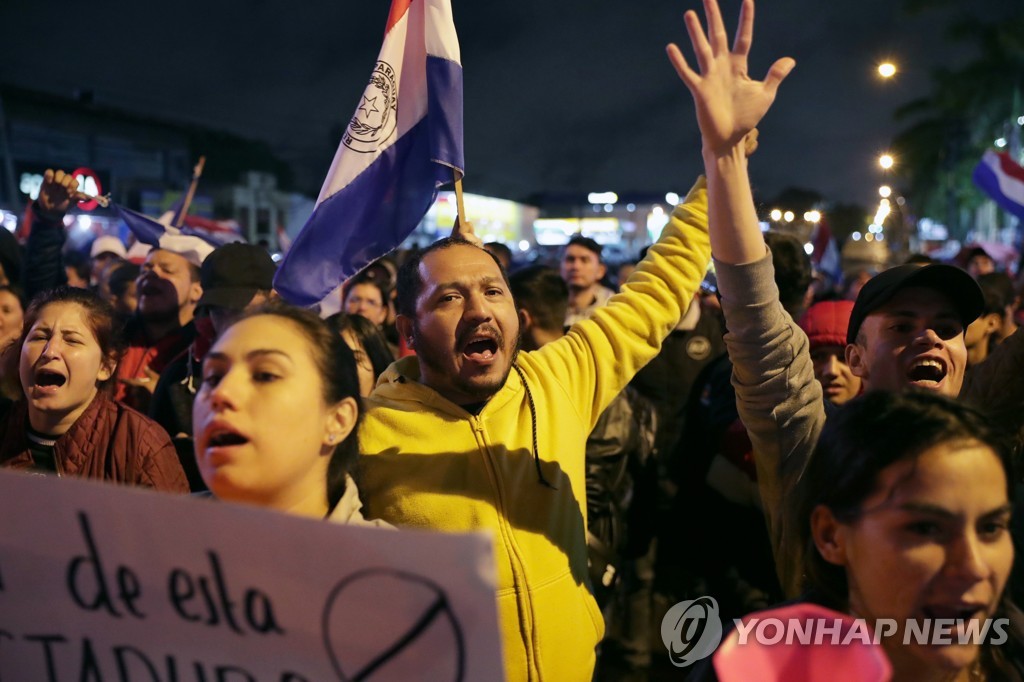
[0,471,504,681]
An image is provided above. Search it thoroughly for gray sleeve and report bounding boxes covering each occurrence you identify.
[714,252,826,597]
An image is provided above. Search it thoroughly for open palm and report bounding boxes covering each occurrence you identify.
[667,0,794,156]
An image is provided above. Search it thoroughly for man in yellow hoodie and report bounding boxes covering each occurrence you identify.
[357,3,788,678]
[358,187,707,680]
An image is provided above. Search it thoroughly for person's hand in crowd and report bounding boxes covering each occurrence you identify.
[37,169,84,222]
[451,215,483,248]
[121,366,160,411]
[666,0,793,158]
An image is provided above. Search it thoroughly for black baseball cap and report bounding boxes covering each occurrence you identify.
[846,263,984,345]
[196,243,276,312]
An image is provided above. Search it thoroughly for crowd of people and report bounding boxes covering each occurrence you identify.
[2,1,1024,680]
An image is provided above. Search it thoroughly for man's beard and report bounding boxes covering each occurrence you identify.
[413,322,522,403]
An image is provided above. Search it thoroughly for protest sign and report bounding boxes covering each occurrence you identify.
[0,471,503,681]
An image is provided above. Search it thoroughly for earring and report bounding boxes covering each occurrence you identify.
[328,434,338,444]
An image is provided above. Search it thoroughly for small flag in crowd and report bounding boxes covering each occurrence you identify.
[973,150,1024,220]
[113,203,222,266]
[273,0,465,306]
[809,217,841,283]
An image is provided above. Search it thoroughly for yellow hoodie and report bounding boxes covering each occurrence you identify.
[358,178,709,681]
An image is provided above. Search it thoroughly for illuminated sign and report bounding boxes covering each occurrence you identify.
[71,167,103,211]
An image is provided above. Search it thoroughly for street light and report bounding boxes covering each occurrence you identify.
[879,154,894,170]
[770,208,782,221]
[879,185,892,198]
[877,62,897,79]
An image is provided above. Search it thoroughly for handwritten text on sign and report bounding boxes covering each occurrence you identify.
[0,471,503,681]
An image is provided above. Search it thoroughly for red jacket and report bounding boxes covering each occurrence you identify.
[0,392,189,493]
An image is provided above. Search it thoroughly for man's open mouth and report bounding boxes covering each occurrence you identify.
[906,358,947,384]
[462,338,498,360]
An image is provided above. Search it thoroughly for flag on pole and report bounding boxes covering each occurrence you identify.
[113,203,220,266]
[810,217,841,283]
[973,150,1024,220]
[273,0,464,306]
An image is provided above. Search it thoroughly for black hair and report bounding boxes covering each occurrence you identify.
[63,249,91,283]
[19,286,125,392]
[764,231,812,319]
[108,263,141,298]
[344,273,391,309]
[904,253,936,266]
[798,390,1015,606]
[0,284,26,311]
[394,237,510,318]
[324,312,395,381]
[509,265,568,333]
[234,302,362,514]
[484,242,513,266]
[977,272,1015,315]
[565,235,603,261]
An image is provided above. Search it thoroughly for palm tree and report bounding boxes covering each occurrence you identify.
[891,6,1024,241]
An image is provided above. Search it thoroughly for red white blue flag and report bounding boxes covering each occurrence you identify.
[973,150,1024,221]
[274,0,464,306]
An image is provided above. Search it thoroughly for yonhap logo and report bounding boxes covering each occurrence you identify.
[661,596,723,667]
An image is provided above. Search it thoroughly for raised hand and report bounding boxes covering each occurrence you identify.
[37,169,81,221]
[451,215,483,248]
[666,0,794,157]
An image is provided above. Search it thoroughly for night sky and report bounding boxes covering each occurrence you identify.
[3,0,1020,209]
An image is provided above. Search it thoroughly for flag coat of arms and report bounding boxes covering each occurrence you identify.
[973,150,1024,221]
[274,0,464,306]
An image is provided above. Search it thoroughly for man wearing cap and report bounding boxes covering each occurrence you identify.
[657,5,1024,598]
[694,115,1022,600]
[148,242,276,490]
[115,235,214,411]
[89,235,127,286]
[798,300,861,406]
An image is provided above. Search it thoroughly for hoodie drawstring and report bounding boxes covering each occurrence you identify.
[512,364,556,490]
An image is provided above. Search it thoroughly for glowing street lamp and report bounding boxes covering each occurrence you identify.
[877,62,897,79]
[770,208,782,221]
[783,210,795,223]
[804,210,822,223]
[878,154,894,170]
[879,185,892,198]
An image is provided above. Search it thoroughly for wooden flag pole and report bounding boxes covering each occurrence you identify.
[453,169,467,227]
[176,156,206,228]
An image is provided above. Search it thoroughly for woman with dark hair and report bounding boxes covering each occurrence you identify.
[0,286,189,491]
[192,302,384,524]
[324,312,395,397]
[797,390,1024,680]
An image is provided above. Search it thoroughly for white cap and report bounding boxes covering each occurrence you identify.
[156,233,215,268]
[90,235,127,260]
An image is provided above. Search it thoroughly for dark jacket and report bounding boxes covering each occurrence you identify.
[585,387,657,605]
[0,392,189,493]
[23,204,68,301]
[149,348,207,492]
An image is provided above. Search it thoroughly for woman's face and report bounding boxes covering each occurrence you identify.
[0,290,24,349]
[19,302,112,430]
[341,329,376,397]
[816,439,1012,675]
[193,315,356,517]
